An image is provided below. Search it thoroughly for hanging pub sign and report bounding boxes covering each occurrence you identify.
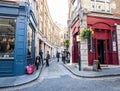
[76,35,81,42]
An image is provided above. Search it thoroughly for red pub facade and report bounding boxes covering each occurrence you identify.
[88,16,120,65]
[69,0,120,66]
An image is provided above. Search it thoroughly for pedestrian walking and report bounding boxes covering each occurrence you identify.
[39,49,43,65]
[35,55,40,70]
[62,51,66,64]
[56,51,60,62]
[66,51,70,63]
[46,51,50,67]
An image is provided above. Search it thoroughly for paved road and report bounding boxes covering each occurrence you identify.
[1,59,120,91]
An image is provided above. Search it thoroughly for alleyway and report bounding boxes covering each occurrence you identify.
[1,59,120,91]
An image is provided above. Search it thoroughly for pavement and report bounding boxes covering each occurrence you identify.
[63,63,120,78]
[0,58,120,88]
[0,63,44,88]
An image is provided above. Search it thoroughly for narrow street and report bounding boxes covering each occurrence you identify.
[0,58,120,91]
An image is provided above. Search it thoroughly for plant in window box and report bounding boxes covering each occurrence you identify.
[80,28,94,40]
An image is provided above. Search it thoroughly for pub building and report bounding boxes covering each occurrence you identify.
[0,1,37,76]
[71,1,120,67]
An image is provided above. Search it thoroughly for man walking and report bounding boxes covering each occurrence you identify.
[46,51,50,67]
[39,49,43,65]
[62,51,66,64]
[56,51,60,62]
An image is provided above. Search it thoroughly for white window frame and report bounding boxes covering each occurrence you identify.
[91,0,111,13]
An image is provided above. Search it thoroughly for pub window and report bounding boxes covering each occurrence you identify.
[91,0,111,13]
[88,38,92,52]
[0,18,16,58]
[112,30,117,52]
[107,39,110,52]
[93,39,96,52]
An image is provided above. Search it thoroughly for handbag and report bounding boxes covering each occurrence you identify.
[26,64,34,74]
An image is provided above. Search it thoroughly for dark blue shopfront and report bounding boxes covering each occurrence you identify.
[0,2,37,76]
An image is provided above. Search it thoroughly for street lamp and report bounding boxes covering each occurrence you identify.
[77,9,83,71]
[76,35,81,71]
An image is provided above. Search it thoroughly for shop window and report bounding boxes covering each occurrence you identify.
[0,18,16,58]
[27,25,33,58]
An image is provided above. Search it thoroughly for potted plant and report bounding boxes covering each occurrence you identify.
[64,39,70,50]
[80,27,94,40]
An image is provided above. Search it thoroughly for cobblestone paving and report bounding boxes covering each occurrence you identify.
[0,59,120,91]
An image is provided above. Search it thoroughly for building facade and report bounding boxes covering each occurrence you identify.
[53,23,65,56]
[0,0,64,76]
[0,1,37,76]
[68,0,120,68]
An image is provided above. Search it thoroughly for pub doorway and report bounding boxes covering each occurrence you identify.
[97,40,105,64]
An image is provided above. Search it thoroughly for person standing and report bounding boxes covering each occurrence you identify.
[56,51,60,62]
[35,55,40,70]
[46,51,50,67]
[66,51,70,63]
[62,51,66,64]
[39,49,43,65]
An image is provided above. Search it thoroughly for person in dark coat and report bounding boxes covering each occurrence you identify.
[35,55,40,70]
[39,49,43,65]
[66,51,70,63]
[46,51,50,67]
[62,51,66,64]
[56,51,60,62]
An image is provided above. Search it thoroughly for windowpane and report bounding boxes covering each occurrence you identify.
[27,26,33,58]
[106,3,110,12]
[0,18,16,58]
[91,0,111,12]
[96,2,105,11]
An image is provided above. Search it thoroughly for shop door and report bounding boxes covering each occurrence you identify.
[97,40,105,64]
[96,39,110,64]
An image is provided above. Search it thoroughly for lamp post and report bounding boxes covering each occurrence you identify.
[77,9,83,71]
[76,35,81,71]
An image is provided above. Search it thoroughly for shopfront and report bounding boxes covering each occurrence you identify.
[0,2,37,76]
[88,16,120,65]
[71,18,80,63]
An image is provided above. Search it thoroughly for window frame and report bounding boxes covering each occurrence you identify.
[91,0,111,13]
[0,17,16,58]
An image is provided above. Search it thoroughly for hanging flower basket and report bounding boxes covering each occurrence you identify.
[80,28,94,40]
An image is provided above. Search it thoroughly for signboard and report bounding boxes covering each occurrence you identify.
[93,60,101,71]
[0,0,20,4]
[76,35,81,42]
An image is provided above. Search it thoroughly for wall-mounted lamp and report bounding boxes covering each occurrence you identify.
[76,35,81,42]
[114,23,117,26]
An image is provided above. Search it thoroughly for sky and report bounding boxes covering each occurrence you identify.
[47,0,68,26]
